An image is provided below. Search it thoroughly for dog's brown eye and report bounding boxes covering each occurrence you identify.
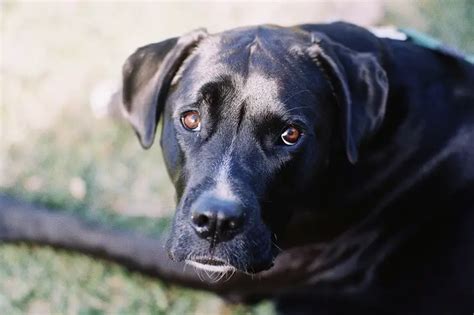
[181,110,201,131]
[281,126,301,145]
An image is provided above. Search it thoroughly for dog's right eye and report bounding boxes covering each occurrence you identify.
[181,110,201,131]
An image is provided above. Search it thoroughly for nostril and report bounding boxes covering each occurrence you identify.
[193,213,209,228]
[220,216,243,233]
[191,211,215,239]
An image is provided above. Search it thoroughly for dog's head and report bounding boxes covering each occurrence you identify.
[121,26,388,274]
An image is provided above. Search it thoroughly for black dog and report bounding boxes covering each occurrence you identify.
[120,21,474,313]
[1,22,473,314]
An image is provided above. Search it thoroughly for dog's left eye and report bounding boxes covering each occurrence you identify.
[181,110,201,131]
[281,126,301,145]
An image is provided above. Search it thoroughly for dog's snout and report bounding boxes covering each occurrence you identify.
[190,194,244,242]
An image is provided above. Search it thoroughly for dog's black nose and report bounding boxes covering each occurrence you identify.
[190,194,244,242]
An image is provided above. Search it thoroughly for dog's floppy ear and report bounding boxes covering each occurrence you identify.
[122,29,207,149]
[308,34,388,164]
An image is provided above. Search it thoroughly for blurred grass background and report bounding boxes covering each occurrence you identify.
[0,1,473,314]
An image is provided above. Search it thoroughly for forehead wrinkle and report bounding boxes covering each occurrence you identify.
[177,32,312,121]
[223,43,284,116]
[242,37,316,117]
[248,33,308,85]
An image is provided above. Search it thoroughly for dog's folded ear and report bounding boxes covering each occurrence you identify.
[121,29,207,149]
[308,34,388,164]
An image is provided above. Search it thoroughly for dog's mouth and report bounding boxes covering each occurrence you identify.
[185,257,235,273]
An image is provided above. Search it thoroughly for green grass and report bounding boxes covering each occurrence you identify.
[0,244,275,315]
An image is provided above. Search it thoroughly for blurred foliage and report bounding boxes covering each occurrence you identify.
[2,108,174,236]
[1,0,472,314]
[419,0,474,53]
[385,0,474,53]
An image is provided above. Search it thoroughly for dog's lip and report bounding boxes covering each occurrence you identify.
[185,257,235,272]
